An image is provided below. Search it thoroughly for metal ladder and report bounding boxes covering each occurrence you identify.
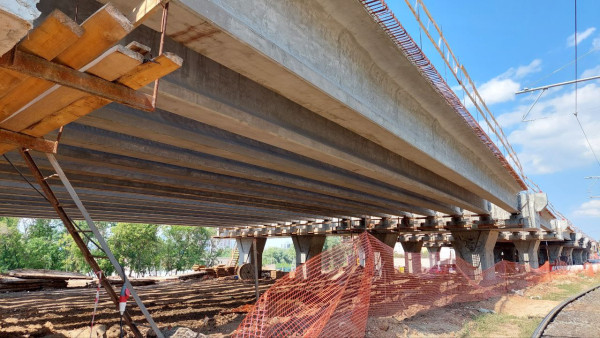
[19,149,163,338]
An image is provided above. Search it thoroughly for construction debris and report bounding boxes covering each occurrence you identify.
[8,268,91,280]
[0,276,67,292]
[193,264,237,278]
[104,277,156,287]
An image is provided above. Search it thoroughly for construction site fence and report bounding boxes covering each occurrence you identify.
[235,232,600,337]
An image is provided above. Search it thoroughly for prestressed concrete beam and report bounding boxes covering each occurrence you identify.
[49,124,437,215]
[124,0,521,211]
[78,105,471,213]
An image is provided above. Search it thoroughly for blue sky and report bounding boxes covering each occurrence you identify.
[389,1,600,239]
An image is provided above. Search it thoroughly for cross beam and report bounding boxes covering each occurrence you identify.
[0,48,154,112]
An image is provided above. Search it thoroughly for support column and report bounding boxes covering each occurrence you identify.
[427,246,441,269]
[572,249,584,265]
[562,247,574,265]
[546,245,563,264]
[450,230,498,280]
[582,250,590,262]
[291,235,326,266]
[236,237,267,273]
[371,232,398,276]
[401,241,423,274]
[291,235,326,279]
[513,240,540,270]
[371,232,398,249]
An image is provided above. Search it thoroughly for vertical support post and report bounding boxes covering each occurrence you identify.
[450,230,498,280]
[45,153,163,338]
[400,241,423,274]
[427,246,441,269]
[513,240,541,270]
[253,238,259,301]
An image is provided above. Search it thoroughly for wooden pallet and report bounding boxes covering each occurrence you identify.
[0,4,182,155]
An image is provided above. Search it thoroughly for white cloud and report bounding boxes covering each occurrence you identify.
[507,82,600,174]
[593,37,600,51]
[566,27,596,47]
[574,200,600,217]
[466,59,542,108]
[513,59,543,79]
[477,78,520,106]
[581,64,600,78]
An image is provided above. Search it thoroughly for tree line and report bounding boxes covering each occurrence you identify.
[0,217,224,277]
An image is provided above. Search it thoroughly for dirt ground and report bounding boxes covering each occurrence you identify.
[1,274,596,337]
[366,274,599,338]
[0,277,273,337]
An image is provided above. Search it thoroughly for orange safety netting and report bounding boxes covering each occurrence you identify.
[234,233,598,337]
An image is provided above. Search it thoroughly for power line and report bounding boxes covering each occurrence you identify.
[574,0,578,117]
[575,114,600,170]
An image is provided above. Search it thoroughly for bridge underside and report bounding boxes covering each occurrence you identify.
[0,0,527,228]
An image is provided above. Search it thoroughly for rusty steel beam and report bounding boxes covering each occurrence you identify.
[0,128,57,153]
[0,48,154,112]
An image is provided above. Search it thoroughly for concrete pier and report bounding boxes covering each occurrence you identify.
[236,237,266,273]
[513,240,540,269]
[291,235,326,266]
[451,230,498,279]
[401,241,423,274]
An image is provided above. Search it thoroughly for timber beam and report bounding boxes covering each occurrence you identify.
[0,128,57,153]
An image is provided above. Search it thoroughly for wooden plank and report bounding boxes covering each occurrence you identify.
[0,10,82,98]
[0,53,181,155]
[54,4,133,69]
[0,9,83,113]
[0,46,144,132]
[0,4,132,125]
[0,128,57,153]
[118,52,183,89]
[0,69,26,98]
[0,48,154,121]
[18,9,84,61]
[8,269,91,280]
[24,52,181,133]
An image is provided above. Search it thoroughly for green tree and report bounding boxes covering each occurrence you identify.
[61,221,116,275]
[323,236,342,250]
[0,217,23,272]
[109,223,160,277]
[263,246,295,270]
[159,226,221,274]
[21,219,67,270]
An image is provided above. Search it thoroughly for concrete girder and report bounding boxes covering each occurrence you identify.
[0,167,362,219]
[48,124,438,216]
[104,0,523,212]
[0,186,322,224]
[38,0,499,215]
[0,0,40,55]
[2,154,401,219]
[77,98,485,215]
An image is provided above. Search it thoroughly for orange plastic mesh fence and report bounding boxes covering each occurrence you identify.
[235,233,598,337]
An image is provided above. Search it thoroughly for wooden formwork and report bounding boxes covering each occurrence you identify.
[0,4,182,155]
